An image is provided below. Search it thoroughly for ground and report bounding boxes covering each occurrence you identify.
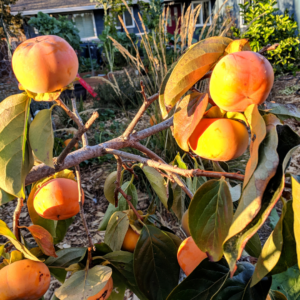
[0,72,300,299]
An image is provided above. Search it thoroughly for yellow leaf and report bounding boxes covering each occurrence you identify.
[9,250,23,264]
[204,106,226,118]
[225,39,251,54]
[163,37,232,110]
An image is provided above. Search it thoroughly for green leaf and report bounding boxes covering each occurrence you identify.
[0,220,40,261]
[262,102,300,122]
[134,225,180,300]
[104,212,129,251]
[0,189,15,206]
[107,269,126,300]
[292,175,300,270]
[251,200,296,286]
[164,37,232,110]
[0,93,33,198]
[189,178,233,261]
[224,121,300,272]
[269,208,280,230]
[170,181,185,220]
[244,104,267,188]
[49,267,67,283]
[271,265,300,299]
[245,233,262,258]
[167,258,271,300]
[140,165,168,209]
[127,183,138,208]
[29,106,55,167]
[104,171,117,205]
[45,247,87,268]
[55,265,112,300]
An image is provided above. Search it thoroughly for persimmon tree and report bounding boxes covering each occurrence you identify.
[0,34,300,300]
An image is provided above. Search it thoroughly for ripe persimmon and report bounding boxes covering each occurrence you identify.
[188,118,248,161]
[0,259,50,300]
[88,277,113,300]
[63,138,79,150]
[122,227,140,252]
[33,178,84,220]
[12,35,78,93]
[177,237,207,276]
[210,51,274,112]
[181,210,190,236]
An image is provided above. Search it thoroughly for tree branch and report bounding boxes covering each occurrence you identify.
[75,165,94,250]
[259,43,280,54]
[122,85,158,140]
[105,148,245,181]
[13,198,23,242]
[132,142,194,199]
[25,117,173,186]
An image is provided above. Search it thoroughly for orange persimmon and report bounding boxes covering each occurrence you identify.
[63,138,79,150]
[177,237,207,276]
[88,277,113,300]
[188,118,248,161]
[0,259,50,300]
[122,227,140,253]
[12,35,78,93]
[33,178,84,220]
[210,51,274,112]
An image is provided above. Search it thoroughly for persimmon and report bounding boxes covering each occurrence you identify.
[122,227,140,252]
[210,51,274,112]
[150,115,158,126]
[12,35,78,93]
[188,118,248,161]
[0,259,50,300]
[177,237,207,276]
[88,277,113,300]
[266,295,271,300]
[63,138,79,150]
[33,178,84,220]
[181,210,190,236]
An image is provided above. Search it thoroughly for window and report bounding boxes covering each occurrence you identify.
[116,8,135,29]
[192,1,212,27]
[72,12,97,40]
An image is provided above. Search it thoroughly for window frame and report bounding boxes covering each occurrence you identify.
[191,0,212,27]
[116,7,135,29]
[71,11,98,41]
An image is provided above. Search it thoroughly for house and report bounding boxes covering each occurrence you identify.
[10,0,299,40]
[10,0,149,41]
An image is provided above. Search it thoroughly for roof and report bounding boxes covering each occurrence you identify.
[10,0,149,15]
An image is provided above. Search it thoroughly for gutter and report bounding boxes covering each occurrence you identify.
[296,0,300,30]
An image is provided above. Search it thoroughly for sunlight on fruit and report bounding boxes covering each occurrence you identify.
[210,51,274,112]
[33,178,83,220]
[181,210,190,236]
[12,35,78,93]
[122,227,140,252]
[87,277,113,300]
[177,237,207,276]
[0,259,50,300]
[63,138,79,150]
[189,118,249,161]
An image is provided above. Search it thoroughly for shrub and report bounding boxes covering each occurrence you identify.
[233,0,300,73]
[28,12,81,50]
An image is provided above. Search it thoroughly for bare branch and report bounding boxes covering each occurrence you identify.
[13,198,23,242]
[122,90,158,140]
[75,165,95,250]
[71,98,89,147]
[55,111,99,167]
[259,43,280,54]
[25,117,173,186]
[105,148,245,182]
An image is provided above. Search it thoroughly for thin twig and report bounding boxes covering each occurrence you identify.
[75,166,95,250]
[132,142,194,199]
[122,89,158,140]
[71,98,89,147]
[118,187,143,221]
[114,155,122,207]
[122,162,138,180]
[55,98,83,129]
[13,198,23,242]
[55,111,99,167]
[105,148,245,181]
[259,43,280,54]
